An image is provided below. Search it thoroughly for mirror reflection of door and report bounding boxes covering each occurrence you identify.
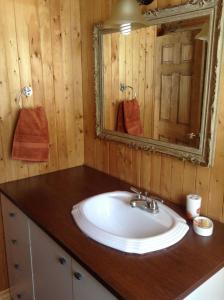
[154,29,206,148]
[102,16,208,149]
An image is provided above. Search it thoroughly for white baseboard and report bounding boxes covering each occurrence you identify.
[0,289,10,300]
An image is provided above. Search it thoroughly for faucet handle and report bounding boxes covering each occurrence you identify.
[147,198,159,214]
[150,196,164,204]
[130,186,140,193]
[130,186,142,199]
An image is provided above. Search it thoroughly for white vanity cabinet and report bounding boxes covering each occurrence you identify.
[1,195,34,300]
[1,194,116,300]
[29,220,116,300]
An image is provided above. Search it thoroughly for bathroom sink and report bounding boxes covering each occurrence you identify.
[71,191,189,254]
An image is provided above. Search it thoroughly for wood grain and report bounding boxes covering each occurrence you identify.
[103,28,156,137]
[81,0,224,222]
[0,0,84,291]
[0,0,84,181]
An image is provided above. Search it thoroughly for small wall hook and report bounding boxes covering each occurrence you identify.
[120,83,137,100]
[22,86,33,97]
[16,86,33,108]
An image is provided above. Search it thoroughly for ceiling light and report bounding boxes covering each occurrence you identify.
[104,0,147,35]
[120,23,132,35]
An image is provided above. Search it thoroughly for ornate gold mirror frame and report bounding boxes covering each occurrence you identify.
[94,0,223,166]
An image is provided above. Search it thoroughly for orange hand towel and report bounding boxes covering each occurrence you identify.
[12,107,49,162]
[123,100,143,136]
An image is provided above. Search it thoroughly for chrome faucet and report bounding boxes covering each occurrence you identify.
[130,187,163,214]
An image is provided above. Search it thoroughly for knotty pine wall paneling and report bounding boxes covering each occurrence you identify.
[0,0,84,182]
[81,0,224,223]
[0,0,84,291]
[103,27,156,137]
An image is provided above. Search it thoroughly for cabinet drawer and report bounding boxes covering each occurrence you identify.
[1,194,34,300]
[1,194,31,275]
[1,195,29,246]
[8,260,33,300]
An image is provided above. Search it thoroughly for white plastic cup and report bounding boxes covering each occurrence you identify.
[186,194,202,219]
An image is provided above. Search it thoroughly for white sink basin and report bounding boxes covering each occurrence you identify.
[71,191,189,254]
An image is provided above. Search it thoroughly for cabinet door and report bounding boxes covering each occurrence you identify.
[72,259,117,300]
[29,221,73,300]
[1,194,34,300]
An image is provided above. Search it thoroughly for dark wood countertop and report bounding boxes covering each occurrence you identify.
[1,165,224,300]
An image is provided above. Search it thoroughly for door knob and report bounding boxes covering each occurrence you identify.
[186,132,200,140]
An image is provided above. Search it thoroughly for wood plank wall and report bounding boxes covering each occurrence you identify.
[103,28,156,137]
[0,0,84,291]
[81,0,224,223]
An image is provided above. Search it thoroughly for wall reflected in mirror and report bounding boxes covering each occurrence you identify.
[102,15,210,149]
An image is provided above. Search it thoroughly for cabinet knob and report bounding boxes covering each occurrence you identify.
[74,272,82,280]
[11,239,17,245]
[58,257,67,265]
[9,212,16,217]
[14,264,19,270]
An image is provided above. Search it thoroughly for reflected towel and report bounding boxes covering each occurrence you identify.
[116,100,143,136]
[116,102,126,133]
[12,107,49,162]
[123,100,143,136]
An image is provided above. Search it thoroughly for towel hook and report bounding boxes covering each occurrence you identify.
[15,86,33,108]
[120,83,137,100]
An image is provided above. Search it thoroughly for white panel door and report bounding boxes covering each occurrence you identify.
[29,221,73,300]
[72,259,117,300]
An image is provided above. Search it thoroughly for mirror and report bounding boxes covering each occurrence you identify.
[94,0,223,166]
[102,16,209,148]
